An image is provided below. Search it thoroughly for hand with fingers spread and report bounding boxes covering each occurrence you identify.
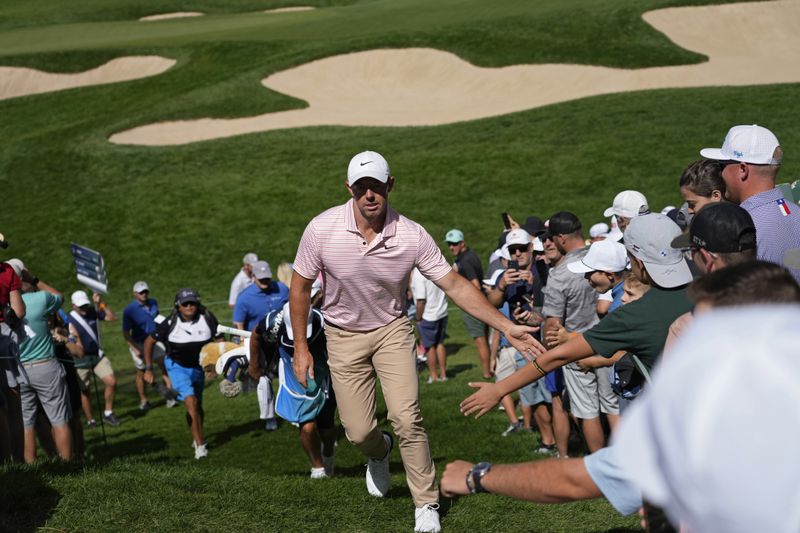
[460,381,503,418]
[545,324,572,348]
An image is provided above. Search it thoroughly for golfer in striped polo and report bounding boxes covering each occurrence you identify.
[289,150,542,533]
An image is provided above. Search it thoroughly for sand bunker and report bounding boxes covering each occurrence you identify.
[263,7,315,14]
[110,0,800,146]
[139,12,205,21]
[0,56,176,102]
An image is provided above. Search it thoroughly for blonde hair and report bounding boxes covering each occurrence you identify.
[276,262,294,288]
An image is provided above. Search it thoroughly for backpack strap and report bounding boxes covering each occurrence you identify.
[631,354,652,385]
[69,309,104,357]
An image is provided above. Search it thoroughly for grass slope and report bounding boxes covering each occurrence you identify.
[1,0,798,530]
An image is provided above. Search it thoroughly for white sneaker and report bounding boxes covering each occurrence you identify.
[194,443,208,459]
[166,398,178,408]
[414,503,441,532]
[310,467,327,479]
[366,431,393,497]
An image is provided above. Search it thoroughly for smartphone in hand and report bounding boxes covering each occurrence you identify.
[501,212,511,230]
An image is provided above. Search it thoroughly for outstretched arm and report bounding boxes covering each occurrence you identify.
[434,270,544,357]
[460,334,594,418]
[440,457,601,502]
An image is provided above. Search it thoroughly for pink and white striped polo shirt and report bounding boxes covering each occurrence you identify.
[294,199,452,331]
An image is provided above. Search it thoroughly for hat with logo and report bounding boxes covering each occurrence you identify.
[71,290,91,307]
[700,124,781,165]
[604,190,650,219]
[243,253,258,265]
[347,150,391,186]
[175,288,200,305]
[445,229,465,244]
[624,213,692,288]
[671,202,756,253]
[133,280,150,293]
[568,239,630,274]
[505,228,533,247]
[252,260,273,280]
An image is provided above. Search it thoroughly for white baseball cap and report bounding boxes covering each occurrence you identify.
[589,222,610,239]
[567,239,629,274]
[504,228,532,247]
[243,253,258,265]
[133,281,150,293]
[604,190,650,219]
[5,258,25,277]
[347,150,390,186]
[71,290,91,307]
[624,213,692,288]
[700,124,781,165]
[614,306,800,533]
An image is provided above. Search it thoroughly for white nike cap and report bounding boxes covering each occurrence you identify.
[347,150,391,186]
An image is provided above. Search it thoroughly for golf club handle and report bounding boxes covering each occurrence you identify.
[217,324,252,338]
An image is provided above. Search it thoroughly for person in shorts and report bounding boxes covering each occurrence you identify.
[68,290,120,427]
[122,280,175,410]
[18,274,72,462]
[410,268,448,383]
[249,302,337,478]
[144,288,220,459]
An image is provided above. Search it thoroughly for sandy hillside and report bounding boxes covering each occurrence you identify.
[73,0,800,145]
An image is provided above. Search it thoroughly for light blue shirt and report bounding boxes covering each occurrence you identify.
[741,187,800,282]
[583,445,642,515]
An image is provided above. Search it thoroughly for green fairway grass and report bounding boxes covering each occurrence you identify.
[1,0,798,530]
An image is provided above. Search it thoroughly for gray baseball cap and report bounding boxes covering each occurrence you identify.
[624,213,693,288]
[252,261,272,280]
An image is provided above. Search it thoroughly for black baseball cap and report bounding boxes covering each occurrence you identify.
[671,202,756,253]
[521,216,545,236]
[540,211,582,239]
[175,287,200,305]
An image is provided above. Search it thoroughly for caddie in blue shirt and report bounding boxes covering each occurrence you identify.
[233,260,289,331]
[122,281,175,410]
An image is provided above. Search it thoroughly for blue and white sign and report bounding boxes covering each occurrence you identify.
[70,243,108,294]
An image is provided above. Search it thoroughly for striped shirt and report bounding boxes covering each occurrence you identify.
[741,187,800,282]
[294,199,452,331]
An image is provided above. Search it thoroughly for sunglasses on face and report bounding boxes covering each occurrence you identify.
[137,290,149,295]
[179,301,197,308]
[507,245,529,255]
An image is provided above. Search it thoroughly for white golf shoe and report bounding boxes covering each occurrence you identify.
[414,503,441,532]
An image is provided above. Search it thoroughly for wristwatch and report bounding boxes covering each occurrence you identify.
[144,365,153,371]
[465,462,493,494]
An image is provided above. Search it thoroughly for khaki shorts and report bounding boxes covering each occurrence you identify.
[77,356,114,391]
[495,347,517,381]
[129,342,165,371]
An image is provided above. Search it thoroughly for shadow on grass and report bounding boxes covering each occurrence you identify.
[87,433,170,464]
[444,342,466,354]
[442,363,471,379]
[0,467,61,532]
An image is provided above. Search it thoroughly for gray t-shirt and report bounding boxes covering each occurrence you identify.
[541,247,599,333]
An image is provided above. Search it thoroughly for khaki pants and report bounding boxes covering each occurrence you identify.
[326,317,437,507]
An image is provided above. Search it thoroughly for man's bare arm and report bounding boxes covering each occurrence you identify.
[440,458,601,503]
[289,271,314,387]
[142,335,156,384]
[415,299,426,322]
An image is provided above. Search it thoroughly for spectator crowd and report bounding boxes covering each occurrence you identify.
[1,123,799,532]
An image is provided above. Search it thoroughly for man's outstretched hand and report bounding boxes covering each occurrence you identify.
[505,324,545,363]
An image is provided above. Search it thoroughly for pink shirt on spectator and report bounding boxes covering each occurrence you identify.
[294,199,452,331]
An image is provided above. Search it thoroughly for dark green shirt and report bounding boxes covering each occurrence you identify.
[583,285,693,370]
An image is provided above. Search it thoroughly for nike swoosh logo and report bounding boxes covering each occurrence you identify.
[360,161,372,166]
